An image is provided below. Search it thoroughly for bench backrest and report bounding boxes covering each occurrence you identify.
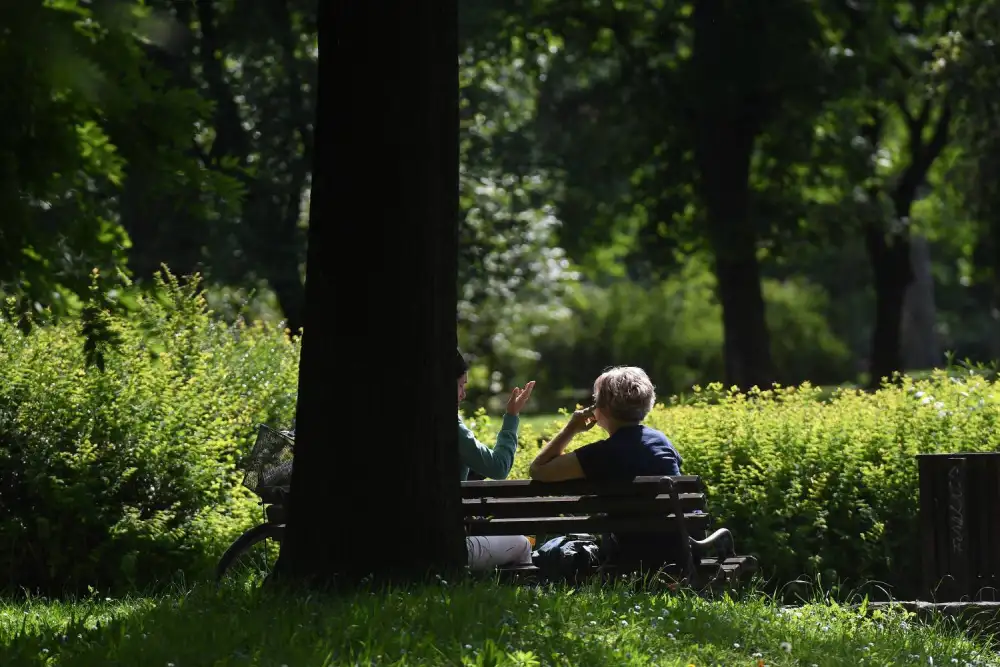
[461,475,708,538]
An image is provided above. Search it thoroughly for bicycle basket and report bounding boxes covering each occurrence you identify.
[241,424,294,500]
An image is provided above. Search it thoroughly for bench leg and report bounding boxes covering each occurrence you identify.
[660,477,697,585]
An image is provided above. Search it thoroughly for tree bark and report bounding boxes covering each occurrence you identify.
[690,1,774,391]
[864,223,913,388]
[864,97,950,388]
[269,0,465,588]
[697,122,774,390]
[901,234,939,370]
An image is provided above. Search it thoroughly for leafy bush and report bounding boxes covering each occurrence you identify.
[477,372,1000,596]
[2,263,987,600]
[0,271,299,595]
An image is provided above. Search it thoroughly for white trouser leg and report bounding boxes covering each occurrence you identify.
[466,535,533,571]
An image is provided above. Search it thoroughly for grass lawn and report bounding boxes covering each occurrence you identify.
[2,580,996,666]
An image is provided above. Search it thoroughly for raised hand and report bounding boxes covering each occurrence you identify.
[505,380,536,416]
[567,405,597,433]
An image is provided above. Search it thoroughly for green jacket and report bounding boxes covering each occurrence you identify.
[458,413,518,480]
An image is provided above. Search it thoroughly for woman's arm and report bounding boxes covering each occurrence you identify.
[459,414,518,480]
[529,408,594,482]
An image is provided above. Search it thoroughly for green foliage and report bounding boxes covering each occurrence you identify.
[458,47,579,398]
[2,583,995,666]
[535,259,722,403]
[488,372,1000,596]
[534,257,849,403]
[79,269,126,373]
[0,0,128,303]
[0,270,299,596]
[763,278,853,386]
[461,0,1000,387]
[0,0,241,313]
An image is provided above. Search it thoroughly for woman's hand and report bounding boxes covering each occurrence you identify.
[505,381,536,416]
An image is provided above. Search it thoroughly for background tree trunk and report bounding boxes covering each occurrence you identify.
[991,212,1000,360]
[270,0,465,588]
[901,234,940,370]
[690,0,775,390]
[865,96,950,389]
[698,121,774,390]
[865,223,912,387]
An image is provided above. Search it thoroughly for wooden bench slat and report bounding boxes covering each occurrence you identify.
[461,493,706,518]
[461,475,702,499]
[698,556,756,570]
[466,513,710,536]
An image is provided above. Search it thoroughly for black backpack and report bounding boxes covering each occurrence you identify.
[531,533,602,581]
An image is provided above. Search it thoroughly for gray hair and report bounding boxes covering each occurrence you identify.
[593,366,656,423]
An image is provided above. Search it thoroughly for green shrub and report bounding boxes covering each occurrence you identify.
[3,263,986,599]
[475,372,1000,596]
[0,271,300,595]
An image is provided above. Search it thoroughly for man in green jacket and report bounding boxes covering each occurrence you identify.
[456,349,534,481]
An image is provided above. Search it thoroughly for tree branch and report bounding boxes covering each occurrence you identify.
[894,90,952,215]
[895,92,916,130]
[924,94,953,165]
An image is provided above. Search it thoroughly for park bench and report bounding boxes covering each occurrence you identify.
[461,475,757,589]
[218,426,757,588]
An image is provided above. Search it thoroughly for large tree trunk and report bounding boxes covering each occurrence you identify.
[690,1,774,391]
[269,0,465,587]
[698,123,773,390]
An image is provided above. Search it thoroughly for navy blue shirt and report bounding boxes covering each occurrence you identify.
[575,425,682,480]
[574,425,684,570]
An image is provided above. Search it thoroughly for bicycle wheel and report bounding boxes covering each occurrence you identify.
[215,523,285,585]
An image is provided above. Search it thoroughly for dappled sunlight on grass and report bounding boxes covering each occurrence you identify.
[1,580,996,666]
